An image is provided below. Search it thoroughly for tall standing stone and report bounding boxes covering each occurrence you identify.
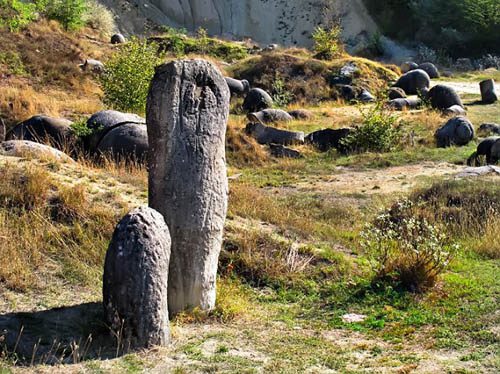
[146,59,230,316]
[103,206,171,349]
[480,79,498,104]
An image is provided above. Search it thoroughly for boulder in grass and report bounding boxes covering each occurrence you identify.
[388,98,422,111]
[0,140,75,163]
[394,69,431,95]
[96,123,148,163]
[247,109,293,124]
[305,128,352,153]
[467,137,500,166]
[6,115,75,150]
[418,62,440,78]
[225,77,250,96]
[388,87,406,100]
[242,88,273,112]
[478,123,500,136]
[427,85,463,110]
[269,144,302,159]
[111,34,126,44]
[288,109,313,120]
[445,105,467,116]
[245,122,304,145]
[435,116,474,148]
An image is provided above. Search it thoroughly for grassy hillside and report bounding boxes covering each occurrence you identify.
[0,14,499,374]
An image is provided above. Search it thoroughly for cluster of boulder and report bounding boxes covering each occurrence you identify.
[0,110,148,163]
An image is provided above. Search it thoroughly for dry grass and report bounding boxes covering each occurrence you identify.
[0,162,120,291]
[228,52,399,104]
[0,20,110,126]
[226,117,268,168]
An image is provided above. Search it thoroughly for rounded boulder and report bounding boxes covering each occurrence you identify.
[394,69,431,95]
[6,115,75,150]
[242,88,273,112]
[428,85,463,110]
[418,62,440,79]
[435,116,474,148]
[96,123,148,162]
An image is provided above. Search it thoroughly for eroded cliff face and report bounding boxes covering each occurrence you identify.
[103,0,378,51]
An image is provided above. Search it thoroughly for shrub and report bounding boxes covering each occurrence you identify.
[0,51,27,75]
[45,0,87,31]
[362,203,458,293]
[0,0,37,31]
[340,103,402,154]
[271,73,293,108]
[82,0,115,36]
[99,38,163,114]
[312,25,343,60]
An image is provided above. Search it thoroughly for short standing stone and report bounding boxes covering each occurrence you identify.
[242,88,273,112]
[103,206,171,349]
[147,59,230,316]
[480,79,498,104]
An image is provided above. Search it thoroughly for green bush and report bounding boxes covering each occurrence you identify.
[362,202,458,293]
[0,0,37,31]
[340,104,402,154]
[312,25,343,60]
[99,38,163,114]
[45,0,86,31]
[271,73,293,108]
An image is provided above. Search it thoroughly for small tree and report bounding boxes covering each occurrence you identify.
[45,0,87,31]
[100,38,164,114]
[312,25,343,60]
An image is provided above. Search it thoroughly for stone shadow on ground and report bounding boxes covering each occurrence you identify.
[0,302,125,365]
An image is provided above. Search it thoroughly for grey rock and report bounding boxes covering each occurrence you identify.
[358,89,375,102]
[288,109,313,120]
[147,59,230,316]
[394,69,431,95]
[0,118,5,142]
[247,109,293,124]
[111,33,126,44]
[445,105,467,116]
[245,122,304,145]
[103,206,171,349]
[467,137,500,165]
[6,115,74,150]
[86,110,145,152]
[269,144,302,158]
[305,128,351,153]
[388,87,406,100]
[401,61,418,73]
[456,165,500,178]
[480,79,498,104]
[435,116,474,148]
[418,62,440,78]
[242,88,273,112]
[478,123,500,135]
[455,58,473,72]
[340,62,358,77]
[225,77,250,96]
[427,85,463,110]
[0,140,74,163]
[388,98,422,110]
[97,123,148,162]
[79,59,104,73]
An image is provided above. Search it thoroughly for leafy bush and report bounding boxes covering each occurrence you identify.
[362,202,457,293]
[82,0,115,36]
[340,104,402,154]
[0,0,37,31]
[271,73,293,108]
[99,38,163,114]
[312,25,343,60]
[45,0,86,31]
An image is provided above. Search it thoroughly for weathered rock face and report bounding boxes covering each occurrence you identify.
[147,59,230,316]
[103,206,171,349]
[104,0,378,51]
